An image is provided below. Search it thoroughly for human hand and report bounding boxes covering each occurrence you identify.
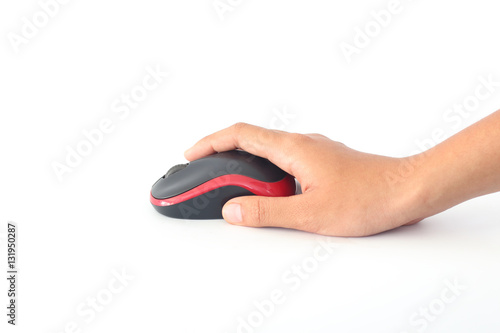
[184,123,424,236]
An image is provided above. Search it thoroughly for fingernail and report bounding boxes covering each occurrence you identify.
[223,203,242,223]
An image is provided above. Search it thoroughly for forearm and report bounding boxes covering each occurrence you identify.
[412,110,500,219]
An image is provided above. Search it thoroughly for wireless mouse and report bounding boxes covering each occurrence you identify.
[150,150,296,219]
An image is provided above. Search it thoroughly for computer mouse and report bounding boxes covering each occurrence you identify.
[150,150,296,219]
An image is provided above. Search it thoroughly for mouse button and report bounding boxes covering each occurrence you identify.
[165,163,189,177]
[225,151,287,181]
[151,174,197,199]
[151,162,213,199]
[195,150,287,182]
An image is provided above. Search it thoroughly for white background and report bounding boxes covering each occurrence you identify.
[1,0,500,332]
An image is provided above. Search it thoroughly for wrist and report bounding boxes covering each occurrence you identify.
[401,146,460,224]
[393,152,437,224]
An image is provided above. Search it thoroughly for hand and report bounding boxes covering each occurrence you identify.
[184,123,423,236]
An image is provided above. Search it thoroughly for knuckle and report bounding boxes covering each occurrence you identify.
[287,133,310,147]
[231,122,248,134]
[309,133,327,139]
[289,132,306,142]
[251,198,269,226]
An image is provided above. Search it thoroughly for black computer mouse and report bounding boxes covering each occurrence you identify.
[150,150,296,219]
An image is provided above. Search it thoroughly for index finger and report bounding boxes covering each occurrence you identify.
[184,122,296,175]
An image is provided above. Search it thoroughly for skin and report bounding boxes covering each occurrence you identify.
[184,110,500,236]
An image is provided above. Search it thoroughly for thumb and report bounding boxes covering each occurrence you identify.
[222,195,307,230]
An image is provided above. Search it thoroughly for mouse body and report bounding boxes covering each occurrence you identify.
[150,150,296,219]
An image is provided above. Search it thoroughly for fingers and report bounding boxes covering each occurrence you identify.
[222,194,319,233]
[185,123,275,160]
[184,122,299,175]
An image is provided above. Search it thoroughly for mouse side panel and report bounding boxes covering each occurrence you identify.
[152,174,296,206]
[152,150,289,199]
[151,186,255,219]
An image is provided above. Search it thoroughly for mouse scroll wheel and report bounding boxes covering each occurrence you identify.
[165,163,188,177]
